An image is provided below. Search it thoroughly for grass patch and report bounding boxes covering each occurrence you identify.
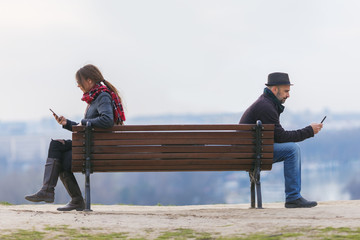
[224,227,360,240]
[43,225,128,239]
[44,225,78,236]
[156,228,213,239]
[216,232,303,240]
[1,226,360,239]
[76,232,129,239]
[312,227,360,239]
[156,203,175,206]
[0,229,45,240]
[0,201,13,205]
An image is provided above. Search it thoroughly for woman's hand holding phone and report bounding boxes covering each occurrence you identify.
[50,109,67,126]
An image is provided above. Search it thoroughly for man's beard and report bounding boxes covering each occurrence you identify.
[276,93,287,104]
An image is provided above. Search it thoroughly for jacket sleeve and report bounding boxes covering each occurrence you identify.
[62,119,78,132]
[274,123,314,143]
[261,105,315,143]
[81,93,114,129]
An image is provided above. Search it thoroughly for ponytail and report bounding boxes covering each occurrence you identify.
[102,79,123,104]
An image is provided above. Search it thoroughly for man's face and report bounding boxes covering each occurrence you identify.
[273,85,290,104]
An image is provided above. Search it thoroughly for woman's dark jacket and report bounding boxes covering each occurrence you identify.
[64,92,114,131]
[239,91,314,143]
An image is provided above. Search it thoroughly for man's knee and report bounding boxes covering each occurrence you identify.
[273,142,301,163]
[287,142,301,156]
[283,143,301,165]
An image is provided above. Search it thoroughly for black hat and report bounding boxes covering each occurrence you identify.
[266,72,293,86]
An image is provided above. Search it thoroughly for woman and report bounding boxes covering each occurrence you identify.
[25,64,125,211]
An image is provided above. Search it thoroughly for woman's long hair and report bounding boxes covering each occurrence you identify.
[76,64,123,104]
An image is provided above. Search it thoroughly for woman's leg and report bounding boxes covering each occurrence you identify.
[25,139,69,203]
[57,146,85,211]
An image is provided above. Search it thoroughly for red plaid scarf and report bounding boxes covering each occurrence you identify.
[81,83,126,125]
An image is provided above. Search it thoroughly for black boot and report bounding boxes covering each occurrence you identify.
[285,197,318,208]
[57,171,85,211]
[25,158,60,203]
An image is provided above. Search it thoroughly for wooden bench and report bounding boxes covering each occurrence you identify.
[72,121,274,211]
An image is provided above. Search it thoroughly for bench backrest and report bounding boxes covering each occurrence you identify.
[72,124,274,173]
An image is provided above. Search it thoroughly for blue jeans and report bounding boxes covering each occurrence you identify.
[273,142,301,202]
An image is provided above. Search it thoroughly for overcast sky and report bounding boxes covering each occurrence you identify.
[1,0,360,122]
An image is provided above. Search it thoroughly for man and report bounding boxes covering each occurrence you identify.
[239,72,323,208]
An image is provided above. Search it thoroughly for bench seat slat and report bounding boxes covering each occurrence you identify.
[72,131,274,140]
[72,158,273,165]
[72,152,273,160]
[73,124,275,132]
[72,138,274,146]
[72,164,272,172]
[72,145,274,154]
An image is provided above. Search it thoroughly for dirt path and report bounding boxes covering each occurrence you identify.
[1,200,360,239]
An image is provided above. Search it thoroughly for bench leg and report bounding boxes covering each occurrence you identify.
[255,176,263,209]
[84,167,92,212]
[249,172,256,208]
[251,181,256,208]
[249,171,263,209]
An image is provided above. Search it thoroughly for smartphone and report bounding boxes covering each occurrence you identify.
[49,108,58,118]
[321,116,327,123]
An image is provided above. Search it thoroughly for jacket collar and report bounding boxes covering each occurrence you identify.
[263,88,285,114]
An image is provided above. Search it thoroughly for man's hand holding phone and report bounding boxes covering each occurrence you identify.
[50,108,67,126]
[310,116,326,135]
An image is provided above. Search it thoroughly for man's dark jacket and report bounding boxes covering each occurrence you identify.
[239,89,314,143]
